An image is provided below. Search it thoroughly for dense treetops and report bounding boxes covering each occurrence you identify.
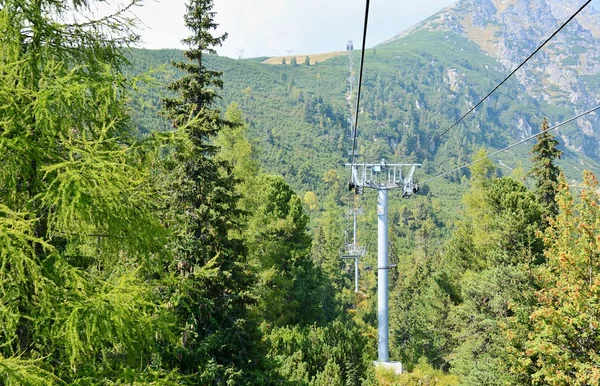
[0,0,374,384]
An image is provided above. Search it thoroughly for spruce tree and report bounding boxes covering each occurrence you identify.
[529,118,562,218]
[160,0,261,381]
[436,151,546,383]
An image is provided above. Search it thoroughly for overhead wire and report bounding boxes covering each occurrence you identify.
[423,0,592,150]
[422,105,600,184]
[346,1,370,225]
[350,0,371,167]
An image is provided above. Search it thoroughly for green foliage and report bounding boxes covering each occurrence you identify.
[55,271,163,372]
[389,255,455,370]
[215,104,336,328]
[264,319,374,385]
[155,1,272,383]
[215,102,260,200]
[38,124,164,256]
[0,0,173,383]
[0,355,57,386]
[385,153,547,382]
[311,360,343,386]
[245,174,329,326]
[461,149,543,265]
[448,265,534,385]
[376,358,459,386]
[529,118,563,218]
[444,173,544,384]
[517,172,600,385]
[0,206,52,373]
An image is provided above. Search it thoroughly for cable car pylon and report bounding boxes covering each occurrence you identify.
[341,207,366,293]
[345,159,420,366]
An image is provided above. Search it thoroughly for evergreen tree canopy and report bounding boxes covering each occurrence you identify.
[158,0,264,382]
[163,0,227,139]
[529,118,562,218]
[0,0,172,383]
[436,155,544,384]
[520,172,600,385]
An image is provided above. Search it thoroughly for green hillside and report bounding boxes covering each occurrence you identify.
[128,29,600,208]
[126,29,600,301]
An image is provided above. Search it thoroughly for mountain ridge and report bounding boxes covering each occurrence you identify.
[379,0,600,158]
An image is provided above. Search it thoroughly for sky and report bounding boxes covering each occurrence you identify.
[127,0,457,57]
[121,0,599,59]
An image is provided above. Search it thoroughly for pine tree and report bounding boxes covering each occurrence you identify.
[529,118,562,218]
[215,103,260,199]
[463,147,498,253]
[442,154,545,384]
[304,55,311,66]
[244,174,330,326]
[159,0,262,381]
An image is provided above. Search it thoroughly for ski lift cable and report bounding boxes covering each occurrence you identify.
[422,105,600,184]
[350,0,371,167]
[423,0,592,150]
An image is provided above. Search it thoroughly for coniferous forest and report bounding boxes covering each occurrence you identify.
[1,0,600,385]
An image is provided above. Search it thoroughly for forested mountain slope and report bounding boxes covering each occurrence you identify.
[385,0,600,159]
[129,0,600,204]
[124,5,600,380]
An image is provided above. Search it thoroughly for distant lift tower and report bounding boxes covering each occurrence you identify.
[341,208,366,293]
[346,40,354,95]
[346,160,420,365]
[346,40,356,138]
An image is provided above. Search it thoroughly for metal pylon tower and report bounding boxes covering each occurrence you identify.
[347,40,355,96]
[341,207,366,293]
[346,160,420,364]
[346,40,356,139]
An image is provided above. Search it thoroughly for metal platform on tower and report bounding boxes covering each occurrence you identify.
[346,160,421,197]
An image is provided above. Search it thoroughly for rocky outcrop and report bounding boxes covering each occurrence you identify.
[383,0,600,160]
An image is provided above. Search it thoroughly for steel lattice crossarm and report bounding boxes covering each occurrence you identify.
[345,160,421,197]
[341,244,367,258]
